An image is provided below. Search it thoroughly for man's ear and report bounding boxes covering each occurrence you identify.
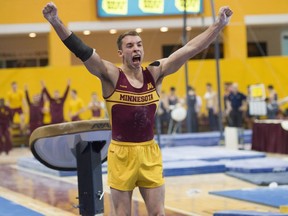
[117,49,123,57]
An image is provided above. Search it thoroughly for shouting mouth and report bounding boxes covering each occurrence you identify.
[132,55,141,63]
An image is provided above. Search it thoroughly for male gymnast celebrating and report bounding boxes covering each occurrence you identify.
[42,3,232,215]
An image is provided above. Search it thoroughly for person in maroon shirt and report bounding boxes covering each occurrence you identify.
[41,80,70,124]
[25,86,44,134]
[88,92,102,119]
[0,98,13,155]
[43,2,232,214]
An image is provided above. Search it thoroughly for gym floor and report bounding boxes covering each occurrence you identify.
[0,147,285,216]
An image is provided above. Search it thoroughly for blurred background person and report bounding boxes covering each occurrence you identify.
[187,86,202,133]
[42,94,51,125]
[88,92,103,119]
[266,85,278,119]
[204,83,218,131]
[157,90,170,134]
[0,98,13,155]
[6,81,25,131]
[41,80,70,124]
[68,89,85,121]
[24,85,44,134]
[226,83,247,127]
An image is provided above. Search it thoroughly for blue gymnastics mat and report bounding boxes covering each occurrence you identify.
[17,157,77,177]
[161,146,265,162]
[158,131,220,147]
[0,196,44,216]
[210,186,288,208]
[225,158,288,173]
[157,130,252,148]
[226,171,288,185]
[163,160,226,177]
[214,210,288,216]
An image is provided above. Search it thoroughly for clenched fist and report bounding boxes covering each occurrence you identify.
[217,6,233,27]
[42,2,58,23]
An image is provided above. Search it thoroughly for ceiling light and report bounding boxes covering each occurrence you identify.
[83,30,91,35]
[186,26,192,31]
[135,28,143,33]
[160,27,168,32]
[109,29,117,34]
[29,32,36,38]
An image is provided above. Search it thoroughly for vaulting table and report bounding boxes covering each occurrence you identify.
[252,119,288,154]
[29,120,111,216]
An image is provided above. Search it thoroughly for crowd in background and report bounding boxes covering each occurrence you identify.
[0,80,286,155]
[158,82,286,134]
[0,80,105,155]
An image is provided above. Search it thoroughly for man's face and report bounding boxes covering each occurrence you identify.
[54,90,60,99]
[206,85,212,91]
[118,35,144,70]
[92,93,97,101]
[231,84,238,93]
[11,83,17,91]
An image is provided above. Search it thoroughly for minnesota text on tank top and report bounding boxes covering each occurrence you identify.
[104,68,159,142]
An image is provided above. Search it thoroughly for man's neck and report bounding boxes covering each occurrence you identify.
[121,64,142,78]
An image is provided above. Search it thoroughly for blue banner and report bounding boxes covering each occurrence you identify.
[97,0,203,17]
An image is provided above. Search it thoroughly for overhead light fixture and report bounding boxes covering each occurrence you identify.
[135,28,143,33]
[83,30,91,35]
[160,27,168,32]
[186,26,192,31]
[29,32,37,38]
[109,29,117,34]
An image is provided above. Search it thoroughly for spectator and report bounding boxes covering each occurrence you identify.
[88,92,103,119]
[226,83,247,127]
[168,87,179,108]
[223,82,232,110]
[24,85,44,134]
[204,83,218,131]
[42,94,51,125]
[157,90,170,134]
[266,85,278,119]
[187,86,202,132]
[41,80,70,124]
[6,81,25,130]
[0,98,13,155]
[68,89,85,121]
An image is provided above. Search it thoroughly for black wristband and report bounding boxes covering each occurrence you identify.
[62,33,93,62]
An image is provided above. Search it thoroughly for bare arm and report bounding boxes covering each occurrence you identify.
[149,6,233,81]
[42,2,118,93]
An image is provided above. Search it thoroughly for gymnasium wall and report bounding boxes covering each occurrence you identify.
[1,0,288,120]
[1,56,288,121]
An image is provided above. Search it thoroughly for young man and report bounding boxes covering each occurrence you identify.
[24,85,44,134]
[41,80,70,124]
[6,82,25,129]
[204,83,218,131]
[42,2,232,215]
[0,98,13,155]
[226,83,247,127]
[68,89,85,121]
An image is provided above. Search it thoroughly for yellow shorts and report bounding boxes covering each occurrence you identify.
[107,139,164,191]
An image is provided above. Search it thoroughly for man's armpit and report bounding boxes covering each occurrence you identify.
[149,61,160,67]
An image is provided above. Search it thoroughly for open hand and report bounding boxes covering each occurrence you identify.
[42,2,58,22]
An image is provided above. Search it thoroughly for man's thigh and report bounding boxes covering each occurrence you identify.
[110,188,133,216]
[139,185,165,216]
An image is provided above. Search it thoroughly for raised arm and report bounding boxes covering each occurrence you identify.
[42,2,118,88]
[24,85,31,106]
[40,80,52,100]
[153,6,233,79]
[61,79,71,101]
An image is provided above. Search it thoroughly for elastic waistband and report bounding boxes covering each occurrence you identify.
[111,139,155,146]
